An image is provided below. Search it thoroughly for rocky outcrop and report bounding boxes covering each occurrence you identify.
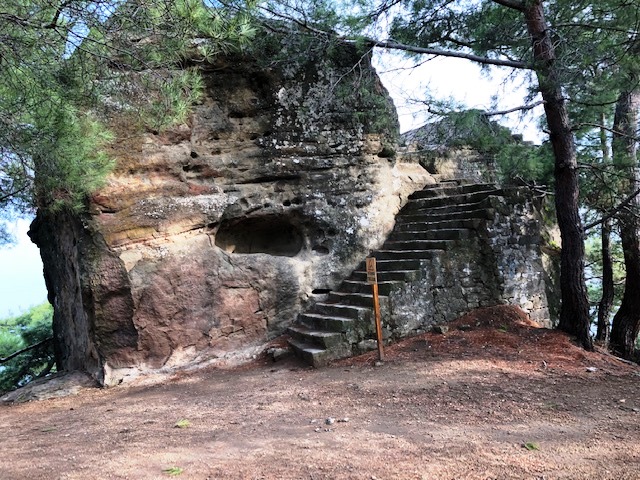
[288,180,552,366]
[31,41,433,385]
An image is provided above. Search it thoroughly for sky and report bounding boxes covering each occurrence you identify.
[0,53,545,318]
[0,219,48,318]
[374,53,543,142]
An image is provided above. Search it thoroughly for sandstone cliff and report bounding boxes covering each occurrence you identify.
[31,41,432,385]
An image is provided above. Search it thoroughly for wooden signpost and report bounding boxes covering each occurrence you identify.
[366,257,384,362]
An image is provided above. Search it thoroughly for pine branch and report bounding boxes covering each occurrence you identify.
[0,337,53,364]
[483,100,545,116]
[490,0,526,11]
[0,185,30,203]
[367,39,529,69]
[43,1,75,29]
[255,6,530,70]
[584,186,640,232]
[574,122,640,141]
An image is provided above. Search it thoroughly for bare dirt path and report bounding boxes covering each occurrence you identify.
[1,306,640,480]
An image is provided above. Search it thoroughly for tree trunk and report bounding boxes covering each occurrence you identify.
[610,88,640,359]
[595,120,613,345]
[522,0,592,349]
[596,220,614,344]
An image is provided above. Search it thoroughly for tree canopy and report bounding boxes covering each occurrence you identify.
[0,0,257,243]
[0,302,54,393]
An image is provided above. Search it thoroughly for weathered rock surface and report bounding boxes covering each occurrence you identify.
[0,371,96,404]
[31,42,433,385]
[29,35,558,384]
[288,180,554,366]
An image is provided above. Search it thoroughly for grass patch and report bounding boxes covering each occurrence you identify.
[162,466,184,476]
[174,419,191,428]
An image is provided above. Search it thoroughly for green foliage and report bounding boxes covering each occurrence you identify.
[494,141,555,186]
[0,303,55,393]
[413,109,554,184]
[584,232,625,313]
[32,108,115,212]
[0,0,258,218]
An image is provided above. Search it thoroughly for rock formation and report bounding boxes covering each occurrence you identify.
[29,34,556,385]
[31,41,432,385]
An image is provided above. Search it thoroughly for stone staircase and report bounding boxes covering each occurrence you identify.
[288,180,506,366]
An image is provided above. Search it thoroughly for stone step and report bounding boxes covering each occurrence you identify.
[288,325,346,349]
[418,179,468,190]
[354,258,423,272]
[394,218,483,232]
[404,192,501,212]
[288,338,332,367]
[340,280,403,295]
[382,240,455,251]
[373,249,446,261]
[409,183,496,200]
[350,269,421,282]
[425,196,497,213]
[389,229,472,241]
[312,303,371,321]
[289,337,354,367]
[327,291,389,308]
[397,207,495,224]
[298,313,353,332]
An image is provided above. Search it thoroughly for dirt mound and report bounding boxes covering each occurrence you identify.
[335,305,635,376]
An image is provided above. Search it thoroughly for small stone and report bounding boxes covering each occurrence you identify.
[619,399,626,403]
[338,417,350,423]
[325,417,335,425]
[586,367,598,373]
[314,427,321,433]
[432,325,448,334]
[267,347,290,361]
[374,361,384,367]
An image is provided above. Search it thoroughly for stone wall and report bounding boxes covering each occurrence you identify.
[401,147,498,184]
[485,188,552,326]
[369,187,552,345]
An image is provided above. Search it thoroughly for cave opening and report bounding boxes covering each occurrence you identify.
[215,215,304,256]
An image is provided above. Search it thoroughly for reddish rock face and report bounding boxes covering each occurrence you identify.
[32,44,432,385]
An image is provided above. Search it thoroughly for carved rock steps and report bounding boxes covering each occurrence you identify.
[288,180,504,367]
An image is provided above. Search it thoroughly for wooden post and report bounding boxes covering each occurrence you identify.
[366,257,384,362]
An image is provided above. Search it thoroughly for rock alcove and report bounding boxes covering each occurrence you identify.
[215,215,304,256]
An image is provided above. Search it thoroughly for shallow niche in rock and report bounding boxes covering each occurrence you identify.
[312,244,330,255]
[215,214,304,257]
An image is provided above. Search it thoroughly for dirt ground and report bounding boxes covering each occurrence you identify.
[1,305,640,480]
